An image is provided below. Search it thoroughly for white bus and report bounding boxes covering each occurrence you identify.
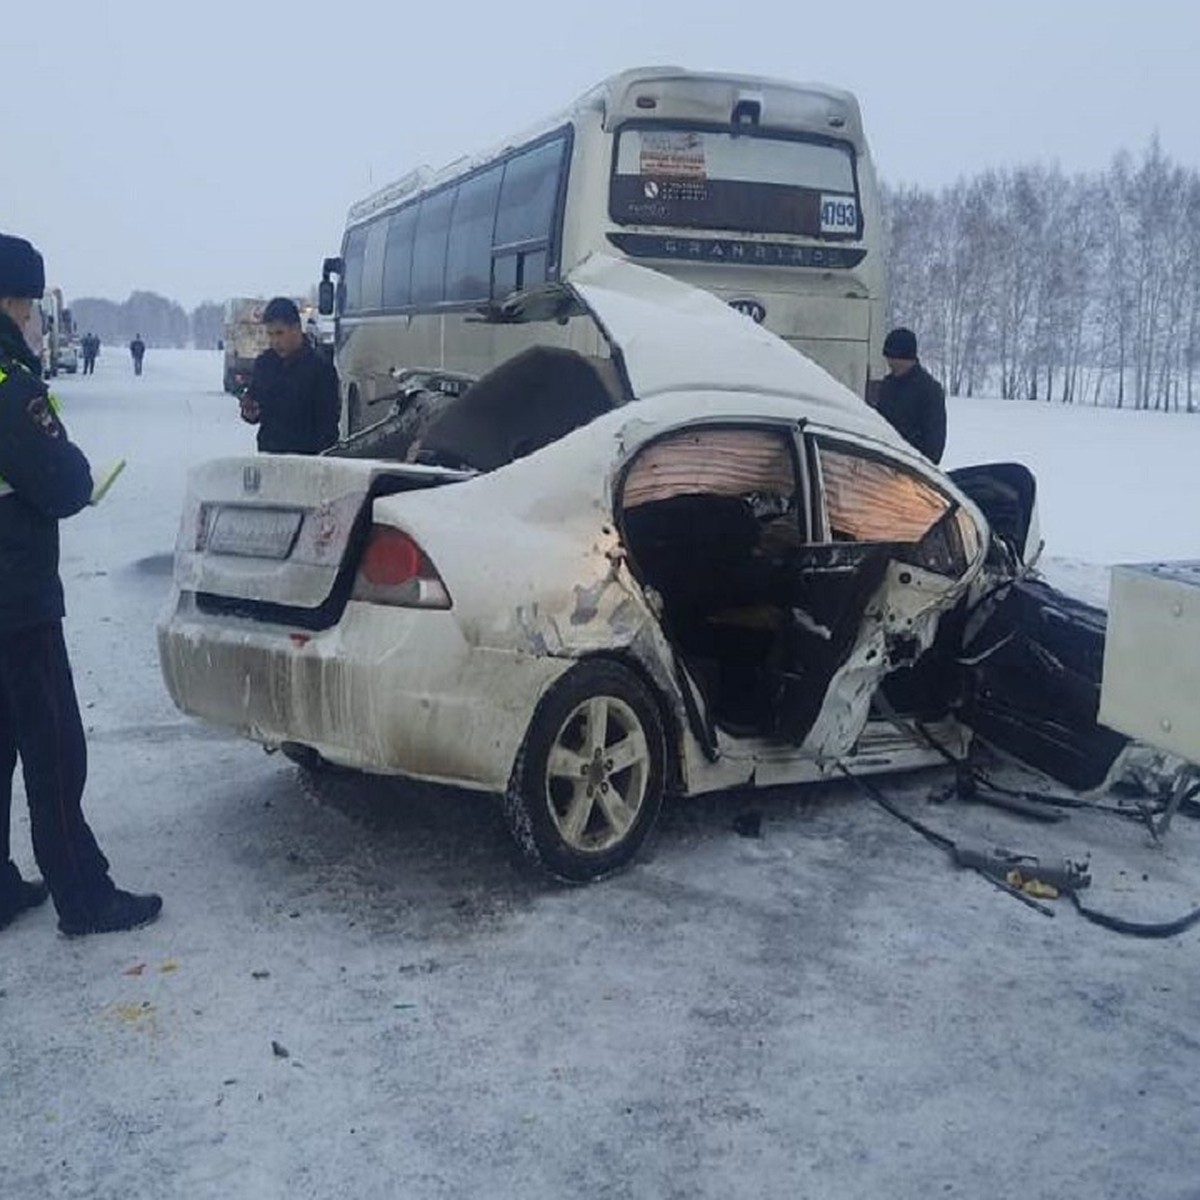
[320,67,886,433]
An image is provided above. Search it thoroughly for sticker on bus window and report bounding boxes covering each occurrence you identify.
[820,194,858,233]
[639,131,707,180]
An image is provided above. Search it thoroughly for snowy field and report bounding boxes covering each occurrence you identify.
[3,349,1200,1200]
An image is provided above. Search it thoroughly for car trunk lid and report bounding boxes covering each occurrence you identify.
[174,454,470,623]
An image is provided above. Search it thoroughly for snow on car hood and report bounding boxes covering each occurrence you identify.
[566,254,885,426]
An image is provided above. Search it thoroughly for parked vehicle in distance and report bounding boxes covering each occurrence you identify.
[224,298,332,392]
[28,285,75,377]
[160,257,1134,882]
[21,300,44,365]
[56,339,79,374]
[320,66,886,436]
[222,298,269,395]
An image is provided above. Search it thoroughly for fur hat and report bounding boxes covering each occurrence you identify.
[0,234,46,299]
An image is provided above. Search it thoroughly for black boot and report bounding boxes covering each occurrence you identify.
[0,876,50,930]
[58,889,163,937]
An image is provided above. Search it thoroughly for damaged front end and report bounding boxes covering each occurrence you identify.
[956,577,1129,791]
[911,463,1135,795]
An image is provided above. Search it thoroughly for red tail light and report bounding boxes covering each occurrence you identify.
[352,525,451,608]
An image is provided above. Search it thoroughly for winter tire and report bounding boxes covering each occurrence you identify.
[503,659,666,882]
[347,385,365,436]
[280,742,338,774]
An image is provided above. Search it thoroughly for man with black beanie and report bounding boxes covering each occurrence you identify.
[0,232,161,936]
[874,327,947,463]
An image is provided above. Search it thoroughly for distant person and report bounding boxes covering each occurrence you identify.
[874,327,947,463]
[0,232,162,936]
[239,297,340,454]
[81,332,98,375]
[129,334,146,376]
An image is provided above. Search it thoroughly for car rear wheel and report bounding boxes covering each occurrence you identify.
[503,660,665,882]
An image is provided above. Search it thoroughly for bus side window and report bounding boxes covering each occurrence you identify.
[411,187,457,306]
[491,135,567,296]
[522,250,548,286]
[446,166,503,303]
[360,219,388,311]
[341,226,368,314]
[492,254,518,299]
[383,205,418,310]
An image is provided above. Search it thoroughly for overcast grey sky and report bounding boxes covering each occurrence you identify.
[5,0,1198,308]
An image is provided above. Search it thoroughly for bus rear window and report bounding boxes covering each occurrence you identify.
[610,127,860,238]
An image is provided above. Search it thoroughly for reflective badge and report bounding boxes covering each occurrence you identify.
[26,395,61,438]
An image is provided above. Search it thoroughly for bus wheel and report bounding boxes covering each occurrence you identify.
[347,386,364,435]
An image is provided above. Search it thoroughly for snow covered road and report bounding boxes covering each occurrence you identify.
[3,351,1200,1200]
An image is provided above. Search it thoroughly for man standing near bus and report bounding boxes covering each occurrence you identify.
[238,297,340,454]
[875,327,947,463]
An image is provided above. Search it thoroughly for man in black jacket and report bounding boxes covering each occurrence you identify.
[0,233,161,936]
[239,297,340,454]
[874,327,947,463]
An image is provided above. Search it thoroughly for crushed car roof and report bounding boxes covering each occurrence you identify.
[565,254,906,447]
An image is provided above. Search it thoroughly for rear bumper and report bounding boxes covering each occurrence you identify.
[157,594,569,791]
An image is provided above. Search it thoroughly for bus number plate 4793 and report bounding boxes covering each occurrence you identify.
[820,195,858,234]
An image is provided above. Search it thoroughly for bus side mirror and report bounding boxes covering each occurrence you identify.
[319,256,343,316]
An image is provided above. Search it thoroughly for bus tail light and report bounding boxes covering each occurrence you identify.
[351,525,451,609]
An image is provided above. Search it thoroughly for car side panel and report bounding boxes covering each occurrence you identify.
[158,596,570,791]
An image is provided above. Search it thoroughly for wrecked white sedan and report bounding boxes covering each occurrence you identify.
[159,256,1124,880]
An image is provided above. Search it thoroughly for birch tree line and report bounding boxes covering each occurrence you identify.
[883,138,1200,411]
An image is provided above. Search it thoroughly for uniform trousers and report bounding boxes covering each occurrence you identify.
[0,621,111,916]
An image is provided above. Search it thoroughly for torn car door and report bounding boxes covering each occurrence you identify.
[617,422,806,744]
[772,435,985,758]
[955,577,1129,791]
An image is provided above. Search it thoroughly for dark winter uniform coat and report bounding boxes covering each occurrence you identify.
[0,309,116,923]
[0,312,93,631]
[874,362,947,464]
[247,342,340,454]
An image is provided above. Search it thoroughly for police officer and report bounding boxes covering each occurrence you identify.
[875,327,947,463]
[0,233,161,936]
